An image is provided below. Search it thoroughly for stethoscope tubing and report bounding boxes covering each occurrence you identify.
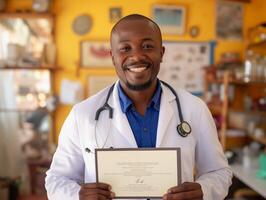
[89,80,191,151]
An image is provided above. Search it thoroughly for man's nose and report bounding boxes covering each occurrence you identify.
[128,48,146,61]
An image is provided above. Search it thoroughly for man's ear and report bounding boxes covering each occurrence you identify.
[110,50,115,66]
[160,46,165,63]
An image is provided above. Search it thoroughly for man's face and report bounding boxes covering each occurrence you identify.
[110,19,165,91]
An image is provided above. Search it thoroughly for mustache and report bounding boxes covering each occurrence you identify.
[123,60,151,69]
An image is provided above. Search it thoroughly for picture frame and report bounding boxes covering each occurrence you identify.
[152,4,186,35]
[80,40,113,68]
[87,75,118,97]
[109,7,122,23]
[216,0,243,40]
[158,41,211,96]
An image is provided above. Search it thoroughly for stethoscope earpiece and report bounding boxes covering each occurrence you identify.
[177,121,191,137]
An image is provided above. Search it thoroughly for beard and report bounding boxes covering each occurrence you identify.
[125,78,153,91]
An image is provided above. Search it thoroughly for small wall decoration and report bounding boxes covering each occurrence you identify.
[189,26,200,38]
[152,4,186,35]
[72,14,93,36]
[109,7,122,23]
[216,0,243,40]
[87,75,118,97]
[80,41,113,67]
[32,0,51,13]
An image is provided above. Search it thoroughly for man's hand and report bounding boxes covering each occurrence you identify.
[163,182,203,200]
[79,182,115,200]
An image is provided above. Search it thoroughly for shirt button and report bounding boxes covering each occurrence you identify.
[143,128,148,132]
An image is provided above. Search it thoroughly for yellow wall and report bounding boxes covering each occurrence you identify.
[6,0,266,142]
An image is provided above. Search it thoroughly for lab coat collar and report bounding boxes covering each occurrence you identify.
[110,81,138,147]
[156,82,175,146]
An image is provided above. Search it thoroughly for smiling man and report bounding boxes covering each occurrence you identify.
[46,14,232,200]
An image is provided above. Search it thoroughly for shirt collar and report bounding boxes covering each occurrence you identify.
[118,80,162,113]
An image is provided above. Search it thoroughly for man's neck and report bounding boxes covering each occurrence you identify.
[121,81,158,116]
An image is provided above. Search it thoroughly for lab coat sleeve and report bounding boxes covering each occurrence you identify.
[194,101,233,200]
[45,107,84,200]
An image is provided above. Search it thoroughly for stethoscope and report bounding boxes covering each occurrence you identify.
[85,80,191,154]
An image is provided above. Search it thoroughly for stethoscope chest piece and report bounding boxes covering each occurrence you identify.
[177,121,191,137]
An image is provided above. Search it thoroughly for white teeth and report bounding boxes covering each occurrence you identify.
[129,67,147,73]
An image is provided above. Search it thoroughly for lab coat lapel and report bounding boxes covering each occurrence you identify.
[109,82,138,147]
[156,84,175,147]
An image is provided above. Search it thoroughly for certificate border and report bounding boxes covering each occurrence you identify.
[95,148,181,199]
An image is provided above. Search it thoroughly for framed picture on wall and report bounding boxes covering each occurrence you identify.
[87,75,118,97]
[109,7,122,23]
[152,4,186,35]
[80,40,113,67]
[216,0,243,40]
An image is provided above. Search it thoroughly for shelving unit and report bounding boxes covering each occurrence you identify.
[0,12,58,195]
[0,11,59,144]
[204,21,266,150]
[0,66,62,71]
[204,68,266,150]
[204,70,229,149]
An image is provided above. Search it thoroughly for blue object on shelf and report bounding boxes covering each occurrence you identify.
[256,153,266,179]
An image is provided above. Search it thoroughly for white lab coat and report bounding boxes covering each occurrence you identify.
[45,81,232,200]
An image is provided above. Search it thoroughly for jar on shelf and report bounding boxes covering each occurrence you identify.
[256,55,264,82]
[243,146,251,168]
[262,56,266,82]
[244,50,254,82]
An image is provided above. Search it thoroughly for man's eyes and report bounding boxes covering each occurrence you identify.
[143,44,154,49]
[118,44,154,52]
[119,46,131,52]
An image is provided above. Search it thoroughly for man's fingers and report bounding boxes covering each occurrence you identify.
[82,193,110,200]
[168,182,201,193]
[82,182,111,190]
[164,190,203,200]
[80,188,114,198]
[79,183,115,199]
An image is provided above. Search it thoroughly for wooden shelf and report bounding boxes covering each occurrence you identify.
[206,79,224,84]
[229,108,266,117]
[225,135,249,150]
[0,108,40,112]
[208,104,223,115]
[247,41,266,55]
[248,134,266,145]
[0,66,62,71]
[0,12,54,19]
[227,0,251,3]
[229,79,266,86]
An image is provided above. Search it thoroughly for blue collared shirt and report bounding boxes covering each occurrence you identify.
[118,81,162,148]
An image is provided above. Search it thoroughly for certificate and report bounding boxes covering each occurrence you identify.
[95,148,181,198]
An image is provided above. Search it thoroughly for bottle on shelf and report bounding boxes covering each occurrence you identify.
[243,146,251,168]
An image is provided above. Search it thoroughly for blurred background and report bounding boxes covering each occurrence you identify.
[0,0,266,199]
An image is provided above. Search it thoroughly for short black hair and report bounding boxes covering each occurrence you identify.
[110,14,162,43]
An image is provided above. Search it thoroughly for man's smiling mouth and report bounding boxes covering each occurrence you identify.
[125,63,150,73]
